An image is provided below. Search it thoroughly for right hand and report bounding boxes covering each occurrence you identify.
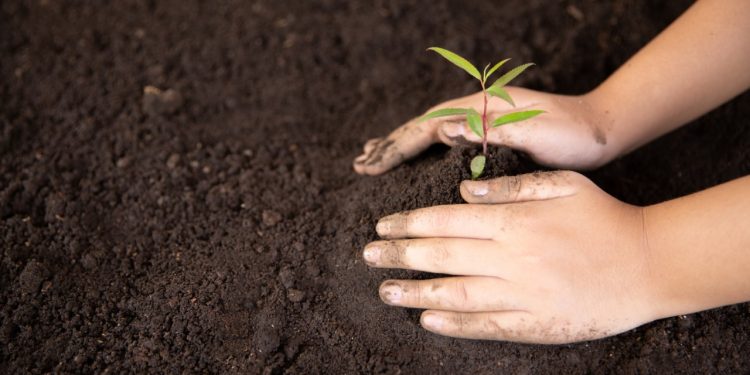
[353,87,616,175]
[363,171,659,343]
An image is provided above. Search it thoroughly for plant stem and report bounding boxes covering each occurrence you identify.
[480,84,488,155]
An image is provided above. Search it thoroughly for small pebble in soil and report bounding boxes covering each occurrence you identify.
[80,254,97,270]
[166,153,180,169]
[253,308,282,355]
[116,156,131,168]
[278,267,294,289]
[18,260,48,296]
[284,336,302,359]
[287,289,305,302]
[261,210,282,227]
[292,241,304,252]
[142,85,183,116]
[40,281,52,293]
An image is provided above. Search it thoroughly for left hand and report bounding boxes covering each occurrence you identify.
[363,171,660,344]
[353,88,614,175]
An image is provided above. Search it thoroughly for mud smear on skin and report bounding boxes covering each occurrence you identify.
[591,125,607,145]
[363,139,395,166]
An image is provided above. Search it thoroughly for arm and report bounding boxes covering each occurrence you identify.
[588,0,750,159]
[647,175,750,319]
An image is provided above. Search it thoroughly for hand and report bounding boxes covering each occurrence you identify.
[353,88,615,175]
[363,171,660,344]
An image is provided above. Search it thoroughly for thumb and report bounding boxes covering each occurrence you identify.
[460,171,583,204]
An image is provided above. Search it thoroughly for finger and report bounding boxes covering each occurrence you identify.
[354,153,368,164]
[363,137,384,154]
[363,238,510,277]
[353,138,384,169]
[420,310,580,344]
[376,204,503,239]
[353,119,439,175]
[460,171,583,204]
[378,277,521,312]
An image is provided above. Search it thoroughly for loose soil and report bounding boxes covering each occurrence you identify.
[2,0,749,373]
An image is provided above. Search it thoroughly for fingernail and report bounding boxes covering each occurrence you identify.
[441,122,465,138]
[376,213,405,237]
[422,313,444,329]
[363,245,381,264]
[380,283,402,304]
[466,181,489,196]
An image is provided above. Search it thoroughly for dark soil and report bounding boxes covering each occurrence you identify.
[2,0,749,373]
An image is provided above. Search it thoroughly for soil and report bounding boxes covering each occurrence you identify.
[2,0,749,373]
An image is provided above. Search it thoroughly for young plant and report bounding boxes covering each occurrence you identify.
[419,47,544,179]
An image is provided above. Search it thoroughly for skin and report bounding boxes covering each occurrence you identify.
[357,0,750,343]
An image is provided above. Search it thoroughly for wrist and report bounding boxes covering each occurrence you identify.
[576,90,623,168]
[637,204,679,321]
[639,199,740,321]
[623,204,679,324]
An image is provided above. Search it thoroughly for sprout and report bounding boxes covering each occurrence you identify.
[419,47,544,179]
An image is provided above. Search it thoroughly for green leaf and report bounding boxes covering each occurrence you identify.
[470,155,486,180]
[492,110,545,127]
[486,85,515,107]
[466,109,483,138]
[490,62,535,88]
[485,58,511,81]
[418,108,469,123]
[427,47,482,81]
[481,63,491,83]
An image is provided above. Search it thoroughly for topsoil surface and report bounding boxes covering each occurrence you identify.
[2,0,750,373]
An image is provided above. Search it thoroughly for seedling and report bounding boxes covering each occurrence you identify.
[418,47,544,179]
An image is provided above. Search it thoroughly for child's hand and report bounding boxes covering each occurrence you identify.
[363,171,660,343]
[353,88,614,175]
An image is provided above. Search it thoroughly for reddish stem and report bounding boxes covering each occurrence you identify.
[481,85,488,155]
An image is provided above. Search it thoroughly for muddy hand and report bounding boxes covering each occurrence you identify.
[353,93,487,175]
[354,88,616,175]
[363,171,660,344]
[352,115,440,175]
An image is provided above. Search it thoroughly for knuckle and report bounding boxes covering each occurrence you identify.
[414,207,444,231]
[451,279,469,306]
[491,175,523,200]
[509,175,524,200]
[484,315,508,338]
[430,241,450,267]
[454,313,467,333]
[402,210,415,233]
[413,281,425,306]
[420,279,443,307]
[438,206,460,226]
[382,240,407,267]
